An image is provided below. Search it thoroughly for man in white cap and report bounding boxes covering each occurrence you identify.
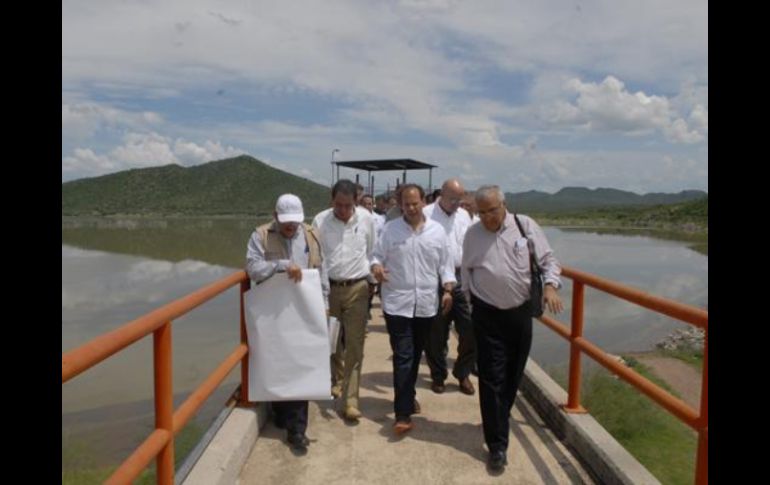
[246,193,328,454]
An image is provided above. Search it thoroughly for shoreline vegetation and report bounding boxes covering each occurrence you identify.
[62,212,708,255]
[548,327,704,485]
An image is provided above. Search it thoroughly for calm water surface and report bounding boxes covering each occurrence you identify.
[61,217,707,465]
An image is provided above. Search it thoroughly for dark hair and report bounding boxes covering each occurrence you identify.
[431,188,441,199]
[332,179,358,199]
[399,183,425,200]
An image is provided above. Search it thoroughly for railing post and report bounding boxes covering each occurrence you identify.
[695,330,708,484]
[564,281,587,413]
[153,322,174,485]
[239,279,251,405]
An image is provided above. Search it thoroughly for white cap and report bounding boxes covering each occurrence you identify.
[275,194,304,223]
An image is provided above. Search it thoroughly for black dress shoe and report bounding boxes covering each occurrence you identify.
[287,433,309,453]
[459,376,475,395]
[431,380,445,394]
[487,450,507,472]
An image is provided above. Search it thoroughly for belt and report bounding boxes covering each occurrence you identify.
[329,277,368,287]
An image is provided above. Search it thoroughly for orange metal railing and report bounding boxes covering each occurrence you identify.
[545,266,708,485]
[62,270,251,485]
[63,264,708,484]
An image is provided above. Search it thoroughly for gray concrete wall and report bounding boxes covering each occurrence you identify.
[183,358,663,485]
[181,402,269,485]
[520,358,662,485]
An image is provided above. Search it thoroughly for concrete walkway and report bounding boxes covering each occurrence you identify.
[239,303,596,484]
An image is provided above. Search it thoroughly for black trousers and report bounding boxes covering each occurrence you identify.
[471,294,533,453]
[272,400,309,435]
[426,271,476,382]
[384,313,432,419]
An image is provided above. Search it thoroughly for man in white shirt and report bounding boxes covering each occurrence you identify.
[313,179,376,422]
[423,178,477,396]
[360,194,385,241]
[461,185,564,472]
[360,193,385,321]
[371,184,456,435]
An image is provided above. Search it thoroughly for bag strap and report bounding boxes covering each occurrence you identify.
[513,214,542,275]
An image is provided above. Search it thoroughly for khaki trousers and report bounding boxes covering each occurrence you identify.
[329,279,370,409]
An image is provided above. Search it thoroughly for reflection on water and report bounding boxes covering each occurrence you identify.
[62,218,708,372]
[62,217,707,466]
[532,226,707,369]
[62,216,269,269]
[62,240,244,468]
[62,245,241,413]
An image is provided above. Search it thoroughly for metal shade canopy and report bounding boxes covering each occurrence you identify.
[332,158,437,194]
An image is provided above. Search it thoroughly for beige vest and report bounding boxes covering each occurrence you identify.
[256,222,322,269]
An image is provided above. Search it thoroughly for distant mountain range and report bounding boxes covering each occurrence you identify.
[505,187,707,214]
[62,155,707,216]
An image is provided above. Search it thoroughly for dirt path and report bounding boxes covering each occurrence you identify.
[626,353,702,408]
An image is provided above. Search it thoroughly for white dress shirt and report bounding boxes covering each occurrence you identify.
[312,206,375,281]
[372,217,456,318]
[423,201,472,269]
[461,212,561,310]
[373,212,386,242]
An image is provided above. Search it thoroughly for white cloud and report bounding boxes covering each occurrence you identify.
[62,148,118,177]
[111,132,178,167]
[688,104,708,134]
[62,1,707,192]
[534,76,705,144]
[63,132,245,180]
[173,139,244,165]
[62,100,163,141]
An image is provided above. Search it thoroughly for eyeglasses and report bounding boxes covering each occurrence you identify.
[477,204,503,217]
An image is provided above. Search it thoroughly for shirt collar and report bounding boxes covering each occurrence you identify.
[497,211,513,233]
[437,199,455,217]
[333,209,358,226]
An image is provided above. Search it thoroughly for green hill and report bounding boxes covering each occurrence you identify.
[535,195,708,232]
[505,186,707,213]
[61,155,332,218]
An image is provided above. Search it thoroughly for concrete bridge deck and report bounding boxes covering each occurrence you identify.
[237,306,597,485]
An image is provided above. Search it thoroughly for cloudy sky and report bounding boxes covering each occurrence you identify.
[62,0,707,194]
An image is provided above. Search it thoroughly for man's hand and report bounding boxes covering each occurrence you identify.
[441,291,453,315]
[286,263,302,283]
[544,285,563,314]
[371,264,389,283]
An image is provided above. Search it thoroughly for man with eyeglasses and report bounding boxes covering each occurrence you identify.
[461,185,564,472]
[422,178,477,397]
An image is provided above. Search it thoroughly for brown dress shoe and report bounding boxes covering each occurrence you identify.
[459,376,475,395]
[431,381,445,394]
[343,405,362,421]
[394,418,414,435]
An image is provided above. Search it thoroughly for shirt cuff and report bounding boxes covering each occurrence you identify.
[545,278,561,290]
